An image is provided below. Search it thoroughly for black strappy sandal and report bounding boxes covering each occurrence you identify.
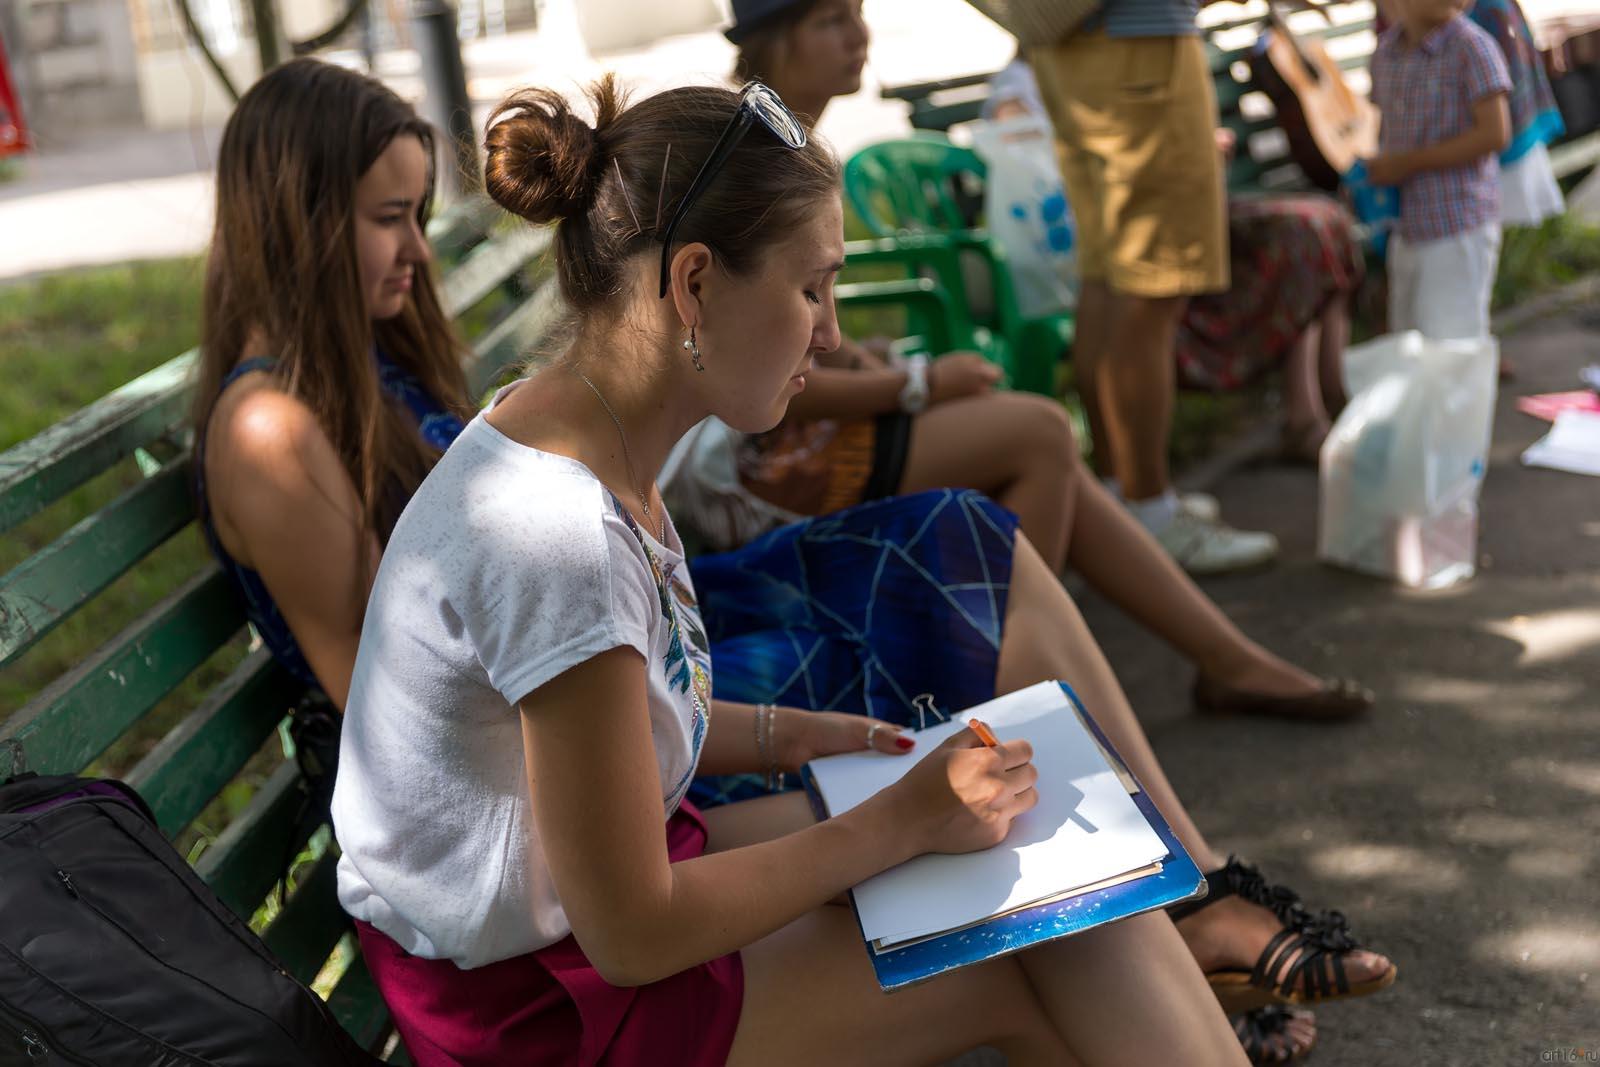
[1170,856,1398,1014]
[1235,1006,1317,1065]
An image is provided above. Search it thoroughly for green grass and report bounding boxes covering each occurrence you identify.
[0,258,205,448]
[1493,214,1600,311]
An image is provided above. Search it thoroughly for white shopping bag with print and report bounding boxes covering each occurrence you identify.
[971,114,1077,318]
[1318,331,1499,589]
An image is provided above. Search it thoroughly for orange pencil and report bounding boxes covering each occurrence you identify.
[967,718,1000,748]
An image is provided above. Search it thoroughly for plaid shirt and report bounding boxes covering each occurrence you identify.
[1370,15,1512,243]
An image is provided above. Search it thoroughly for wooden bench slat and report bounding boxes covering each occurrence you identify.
[0,352,195,535]
[196,760,315,919]
[326,955,396,1056]
[127,648,302,835]
[466,278,565,396]
[441,226,552,318]
[0,458,195,667]
[881,71,994,102]
[0,566,244,775]
[425,197,503,262]
[1551,129,1600,180]
[262,851,347,984]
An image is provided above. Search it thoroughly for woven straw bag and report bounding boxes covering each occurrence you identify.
[962,0,1103,45]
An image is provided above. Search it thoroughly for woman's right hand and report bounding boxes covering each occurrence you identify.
[886,728,1038,855]
[928,352,1003,404]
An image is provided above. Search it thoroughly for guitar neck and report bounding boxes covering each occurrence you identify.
[1266,2,1325,84]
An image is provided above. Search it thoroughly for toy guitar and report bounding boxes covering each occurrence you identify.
[1249,0,1380,191]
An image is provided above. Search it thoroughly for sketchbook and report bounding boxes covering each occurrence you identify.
[802,681,1205,991]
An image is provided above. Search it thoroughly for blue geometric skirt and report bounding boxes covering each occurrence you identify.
[690,489,1019,807]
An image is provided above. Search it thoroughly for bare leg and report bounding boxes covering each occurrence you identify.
[900,384,1320,696]
[1061,469,1324,699]
[1013,913,1246,1067]
[995,534,1220,868]
[1317,295,1351,416]
[995,535,1393,991]
[1282,322,1330,436]
[1073,281,1116,478]
[1100,291,1186,502]
[899,392,1078,571]
[707,794,1243,1066]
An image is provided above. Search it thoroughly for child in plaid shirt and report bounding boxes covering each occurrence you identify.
[1368,0,1512,339]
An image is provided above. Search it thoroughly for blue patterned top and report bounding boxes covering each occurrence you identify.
[195,351,466,692]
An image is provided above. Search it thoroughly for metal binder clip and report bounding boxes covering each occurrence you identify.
[1,738,27,780]
[911,693,945,731]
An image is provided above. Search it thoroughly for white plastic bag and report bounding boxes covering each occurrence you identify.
[971,114,1077,319]
[1318,331,1499,589]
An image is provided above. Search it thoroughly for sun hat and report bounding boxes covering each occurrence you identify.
[724,0,813,43]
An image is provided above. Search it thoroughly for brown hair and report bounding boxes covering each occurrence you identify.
[732,0,824,84]
[194,57,470,546]
[482,75,838,316]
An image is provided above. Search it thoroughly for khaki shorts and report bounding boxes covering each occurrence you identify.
[1029,32,1229,298]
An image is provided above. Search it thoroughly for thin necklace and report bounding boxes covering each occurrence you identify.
[575,371,664,543]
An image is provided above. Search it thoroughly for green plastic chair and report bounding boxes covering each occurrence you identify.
[842,135,1074,397]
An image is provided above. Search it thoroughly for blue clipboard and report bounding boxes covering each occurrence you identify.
[801,681,1206,992]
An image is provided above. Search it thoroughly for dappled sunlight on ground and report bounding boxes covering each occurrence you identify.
[1484,607,1600,666]
[1075,315,1600,1062]
[1304,843,1467,894]
[1476,920,1600,977]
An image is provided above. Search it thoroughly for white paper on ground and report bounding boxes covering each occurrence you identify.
[1522,410,1600,477]
[806,681,1168,947]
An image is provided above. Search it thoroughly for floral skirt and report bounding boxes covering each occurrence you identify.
[1177,194,1365,391]
[691,489,1020,807]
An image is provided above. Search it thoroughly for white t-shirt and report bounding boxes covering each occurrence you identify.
[332,386,714,969]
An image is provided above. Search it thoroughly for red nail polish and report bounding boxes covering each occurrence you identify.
[895,736,916,750]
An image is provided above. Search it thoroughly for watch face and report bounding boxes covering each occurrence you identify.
[898,376,926,413]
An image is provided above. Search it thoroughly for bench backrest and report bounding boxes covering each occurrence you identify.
[0,199,560,1056]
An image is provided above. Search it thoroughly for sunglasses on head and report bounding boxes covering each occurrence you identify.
[657,81,808,299]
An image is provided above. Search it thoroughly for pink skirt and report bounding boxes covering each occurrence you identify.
[355,801,744,1066]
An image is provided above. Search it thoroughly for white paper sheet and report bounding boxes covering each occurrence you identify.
[1523,410,1600,477]
[806,682,1168,946]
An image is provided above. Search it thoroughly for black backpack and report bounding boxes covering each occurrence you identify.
[0,760,383,1067]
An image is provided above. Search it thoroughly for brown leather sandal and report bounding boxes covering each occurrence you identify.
[1236,1006,1317,1065]
[1193,675,1374,721]
[1170,857,1398,1014]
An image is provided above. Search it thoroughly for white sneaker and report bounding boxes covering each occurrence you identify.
[1155,510,1279,575]
[1180,492,1220,522]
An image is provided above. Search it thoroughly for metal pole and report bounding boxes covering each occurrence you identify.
[248,0,287,73]
[410,0,478,197]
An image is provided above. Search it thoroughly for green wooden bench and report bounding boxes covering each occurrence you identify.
[0,199,954,1060]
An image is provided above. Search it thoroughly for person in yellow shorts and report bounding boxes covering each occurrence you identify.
[1030,1,1281,575]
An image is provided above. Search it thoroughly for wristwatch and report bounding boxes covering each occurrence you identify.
[897,354,930,414]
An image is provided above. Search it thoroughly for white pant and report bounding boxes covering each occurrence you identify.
[1388,222,1501,340]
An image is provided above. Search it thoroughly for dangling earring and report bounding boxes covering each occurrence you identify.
[683,326,706,372]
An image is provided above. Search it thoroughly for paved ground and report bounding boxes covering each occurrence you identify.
[1070,309,1600,1064]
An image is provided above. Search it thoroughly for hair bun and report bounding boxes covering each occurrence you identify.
[484,77,623,225]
